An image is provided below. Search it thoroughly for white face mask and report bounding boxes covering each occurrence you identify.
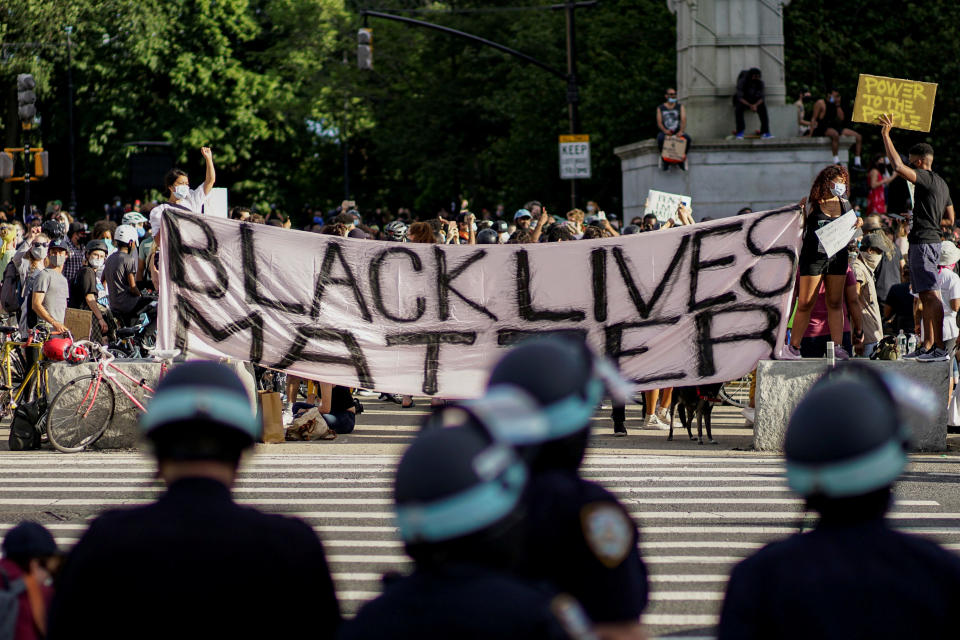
[31,245,48,260]
[830,182,846,198]
[174,184,189,199]
[88,257,104,269]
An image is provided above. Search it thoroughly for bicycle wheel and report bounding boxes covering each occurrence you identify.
[46,374,116,453]
[719,373,752,409]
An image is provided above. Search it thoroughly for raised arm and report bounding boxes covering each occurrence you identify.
[201,147,216,195]
[878,114,917,183]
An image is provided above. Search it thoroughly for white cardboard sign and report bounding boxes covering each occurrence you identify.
[646,189,691,223]
[814,210,858,258]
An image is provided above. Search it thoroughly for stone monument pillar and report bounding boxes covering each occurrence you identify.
[667,0,794,139]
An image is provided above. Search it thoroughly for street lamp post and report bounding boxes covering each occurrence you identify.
[65,26,77,215]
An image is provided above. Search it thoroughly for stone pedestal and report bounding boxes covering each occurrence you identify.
[45,359,258,450]
[615,136,850,222]
[754,359,949,452]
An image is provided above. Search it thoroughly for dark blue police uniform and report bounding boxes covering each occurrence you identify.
[49,477,341,639]
[524,469,649,623]
[340,564,590,639]
[719,518,960,639]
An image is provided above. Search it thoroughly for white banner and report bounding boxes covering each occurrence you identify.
[158,206,802,398]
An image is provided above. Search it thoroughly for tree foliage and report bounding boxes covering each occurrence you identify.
[2,0,954,223]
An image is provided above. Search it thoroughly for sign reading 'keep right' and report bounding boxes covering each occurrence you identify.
[852,74,937,132]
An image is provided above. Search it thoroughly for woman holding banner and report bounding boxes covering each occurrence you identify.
[781,165,862,361]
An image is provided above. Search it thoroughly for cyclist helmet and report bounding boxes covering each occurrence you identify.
[41,219,66,240]
[42,336,74,362]
[384,220,408,242]
[140,361,258,462]
[67,343,90,364]
[85,239,109,255]
[122,212,147,226]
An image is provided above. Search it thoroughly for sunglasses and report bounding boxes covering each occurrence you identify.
[32,241,49,248]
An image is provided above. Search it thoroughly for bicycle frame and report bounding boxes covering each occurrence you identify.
[75,347,170,419]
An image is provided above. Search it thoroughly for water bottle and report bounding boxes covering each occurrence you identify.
[907,333,918,355]
[897,330,906,354]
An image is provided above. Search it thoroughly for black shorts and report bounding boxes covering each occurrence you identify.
[798,249,848,277]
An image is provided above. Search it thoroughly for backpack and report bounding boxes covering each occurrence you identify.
[0,261,21,314]
[7,400,44,451]
[871,335,900,361]
[0,566,26,640]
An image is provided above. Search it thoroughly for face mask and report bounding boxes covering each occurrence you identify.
[174,184,189,199]
[830,182,846,198]
[667,97,677,104]
[49,253,66,268]
[31,246,48,260]
[137,227,146,238]
[586,205,596,212]
[828,95,835,104]
[88,257,104,269]
[104,239,114,251]
[471,222,478,232]
[862,251,883,270]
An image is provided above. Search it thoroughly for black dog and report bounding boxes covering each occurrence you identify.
[668,383,723,444]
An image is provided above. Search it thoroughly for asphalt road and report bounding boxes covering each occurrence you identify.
[2,400,960,639]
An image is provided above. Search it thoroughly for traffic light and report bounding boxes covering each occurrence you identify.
[357,28,373,70]
[34,151,49,179]
[0,152,13,180]
[17,74,37,125]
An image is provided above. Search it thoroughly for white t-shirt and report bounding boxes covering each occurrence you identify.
[150,184,209,237]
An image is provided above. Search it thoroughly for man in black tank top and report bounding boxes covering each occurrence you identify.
[656,88,691,169]
[810,88,863,168]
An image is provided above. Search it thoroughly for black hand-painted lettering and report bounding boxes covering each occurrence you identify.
[591,248,607,322]
[604,317,686,384]
[434,247,497,321]
[515,250,586,322]
[694,303,780,377]
[369,247,427,323]
[496,328,588,347]
[740,209,799,297]
[310,242,372,322]
[163,209,229,298]
[688,222,743,312]
[386,332,477,395]
[240,223,308,314]
[272,327,374,389]
[174,297,264,364]
[612,236,689,319]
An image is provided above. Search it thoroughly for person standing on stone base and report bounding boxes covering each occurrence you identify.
[655,87,691,170]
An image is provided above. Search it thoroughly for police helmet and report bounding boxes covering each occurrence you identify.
[785,364,936,499]
[384,220,408,242]
[395,423,528,546]
[486,336,634,445]
[140,361,259,462]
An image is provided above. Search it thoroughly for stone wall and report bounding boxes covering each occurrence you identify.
[754,359,950,452]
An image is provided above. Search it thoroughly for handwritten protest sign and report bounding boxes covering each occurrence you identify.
[814,210,858,258]
[158,207,802,398]
[853,74,937,132]
[646,189,691,224]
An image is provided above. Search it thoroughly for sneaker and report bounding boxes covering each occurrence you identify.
[742,407,755,426]
[902,347,927,360]
[778,344,802,360]
[645,414,669,430]
[613,421,627,437]
[656,407,670,423]
[918,347,951,362]
[355,389,377,398]
[681,157,688,171]
[735,131,745,140]
[761,133,774,139]
[834,345,851,361]
[658,156,666,170]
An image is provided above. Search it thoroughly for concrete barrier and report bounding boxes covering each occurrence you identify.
[45,359,258,450]
[754,358,950,452]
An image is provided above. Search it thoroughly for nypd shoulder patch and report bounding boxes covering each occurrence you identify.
[580,502,634,568]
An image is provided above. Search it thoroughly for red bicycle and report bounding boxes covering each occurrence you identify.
[45,341,180,453]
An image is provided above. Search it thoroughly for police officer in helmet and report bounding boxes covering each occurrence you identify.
[49,362,341,639]
[341,400,595,640]
[719,364,960,639]
[483,336,649,638]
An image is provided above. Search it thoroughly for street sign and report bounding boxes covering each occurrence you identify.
[559,134,590,179]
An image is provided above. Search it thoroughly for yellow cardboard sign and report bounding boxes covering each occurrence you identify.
[559,134,590,143]
[852,74,937,132]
